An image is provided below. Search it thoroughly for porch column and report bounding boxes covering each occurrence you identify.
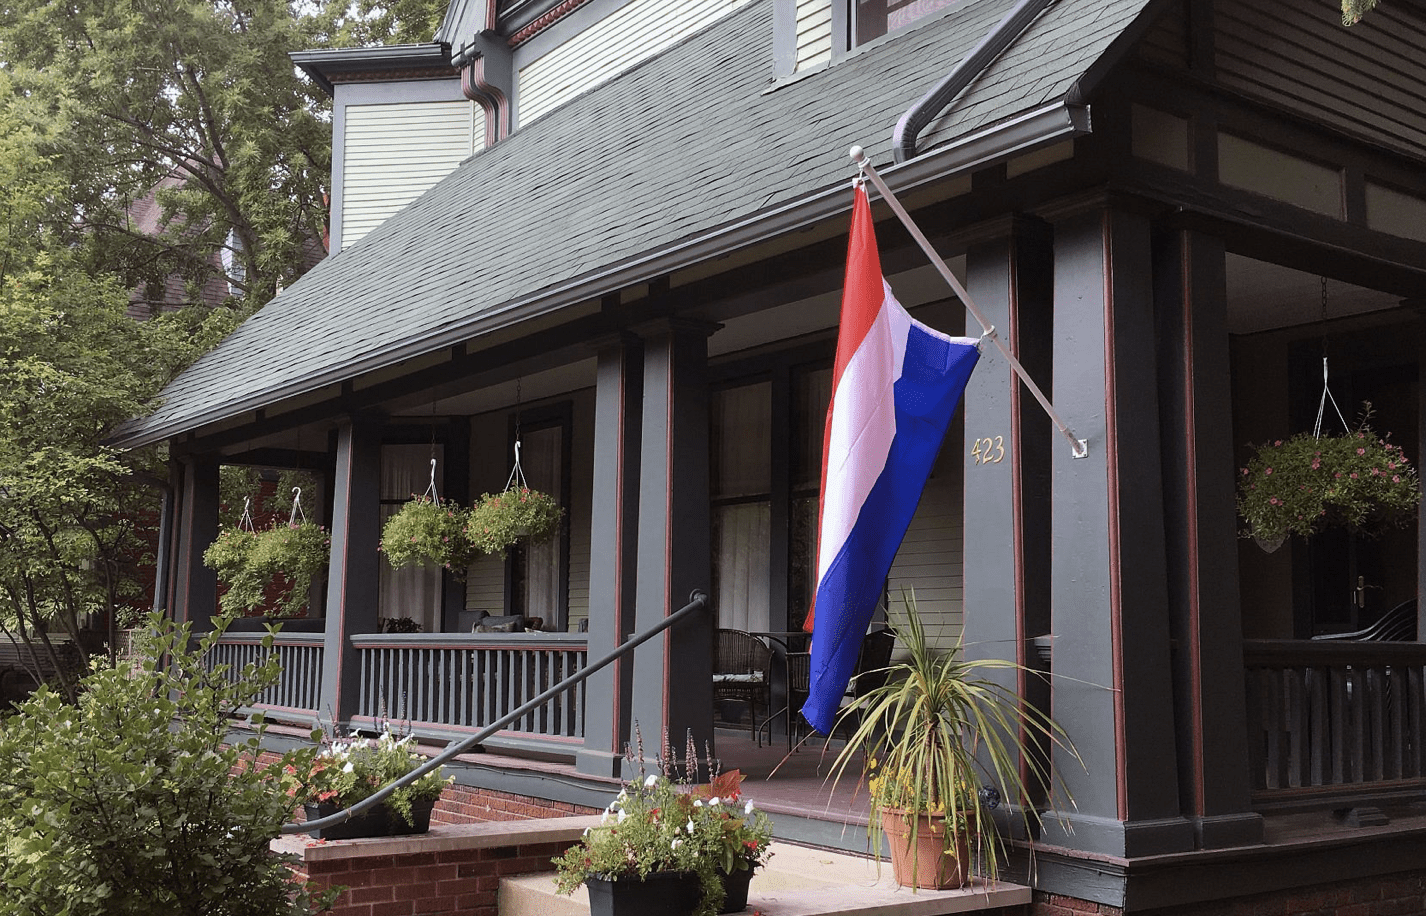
[320,416,383,727]
[441,416,472,631]
[577,334,644,777]
[631,319,715,767]
[1154,227,1264,848]
[172,452,219,628]
[1042,204,1194,858]
[962,218,1054,831]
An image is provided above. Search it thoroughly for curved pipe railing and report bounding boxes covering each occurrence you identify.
[282,589,710,835]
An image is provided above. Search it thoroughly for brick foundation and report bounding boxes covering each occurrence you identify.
[276,815,600,916]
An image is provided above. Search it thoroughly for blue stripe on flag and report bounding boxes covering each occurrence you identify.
[801,323,979,734]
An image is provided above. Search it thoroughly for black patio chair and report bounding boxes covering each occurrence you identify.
[713,628,773,744]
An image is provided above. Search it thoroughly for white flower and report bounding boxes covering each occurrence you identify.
[671,838,683,850]
[644,775,658,788]
[744,800,754,815]
[709,797,721,807]
[686,820,695,834]
[342,762,354,773]
[693,799,703,807]
[617,810,628,823]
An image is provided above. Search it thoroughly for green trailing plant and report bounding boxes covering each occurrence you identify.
[295,724,451,828]
[826,591,1078,888]
[1237,412,1420,545]
[1342,0,1379,25]
[379,495,476,575]
[466,486,563,556]
[204,520,330,618]
[553,730,772,916]
[0,611,337,916]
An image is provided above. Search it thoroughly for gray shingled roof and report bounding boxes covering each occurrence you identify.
[115,0,1156,448]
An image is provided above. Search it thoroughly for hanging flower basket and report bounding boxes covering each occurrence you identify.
[466,487,563,556]
[379,495,477,576]
[1237,421,1421,545]
[202,490,330,618]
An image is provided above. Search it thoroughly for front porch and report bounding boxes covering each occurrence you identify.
[226,628,1426,825]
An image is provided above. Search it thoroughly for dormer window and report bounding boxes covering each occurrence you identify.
[854,0,962,44]
[782,0,966,74]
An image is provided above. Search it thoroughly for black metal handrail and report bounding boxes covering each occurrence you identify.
[281,589,709,835]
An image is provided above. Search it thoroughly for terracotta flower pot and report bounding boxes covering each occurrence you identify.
[880,809,971,889]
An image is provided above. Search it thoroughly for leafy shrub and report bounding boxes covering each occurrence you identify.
[0,612,335,916]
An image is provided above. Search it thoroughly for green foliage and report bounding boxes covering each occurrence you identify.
[0,612,336,916]
[1237,414,1420,544]
[379,496,477,575]
[0,0,333,309]
[466,487,564,557]
[326,0,450,46]
[296,726,451,828]
[203,521,330,618]
[0,196,196,691]
[1342,0,1380,25]
[827,592,1078,887]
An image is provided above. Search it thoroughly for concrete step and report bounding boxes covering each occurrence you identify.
[499,840,1031,916]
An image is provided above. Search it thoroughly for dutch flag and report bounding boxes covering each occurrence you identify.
[800,184,981,735]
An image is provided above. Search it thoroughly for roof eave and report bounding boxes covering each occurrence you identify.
[290,43,454,97]
[110,100,1091,451]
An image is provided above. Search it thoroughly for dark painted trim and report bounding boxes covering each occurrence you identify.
[291,43,454,97]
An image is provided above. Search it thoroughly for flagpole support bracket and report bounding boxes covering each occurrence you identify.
[1072,439,1089,459]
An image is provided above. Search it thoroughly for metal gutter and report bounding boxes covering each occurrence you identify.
[892,0,1057,162]
[111,101,1090,450]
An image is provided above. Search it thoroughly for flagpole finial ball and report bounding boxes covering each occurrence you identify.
[849,145,865,163]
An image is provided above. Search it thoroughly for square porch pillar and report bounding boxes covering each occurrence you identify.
[1153,227,1263,848]
[1042,204,1195,858]
[962,218,1054,831]
[320,416,382,727]
[630,319,715,767]
[172,453,219,629]
[577,334,644,777]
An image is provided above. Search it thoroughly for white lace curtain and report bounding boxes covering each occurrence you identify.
[378,444,443,632]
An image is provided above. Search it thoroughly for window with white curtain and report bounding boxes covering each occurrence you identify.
[789,366,831,628]
[379,444,444,632]
[710,382,772,632]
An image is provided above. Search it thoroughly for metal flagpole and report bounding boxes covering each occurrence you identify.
[850,146,1088,459]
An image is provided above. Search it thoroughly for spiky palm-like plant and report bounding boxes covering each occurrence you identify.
[827,591,1078,887]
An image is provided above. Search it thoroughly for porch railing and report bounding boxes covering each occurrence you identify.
[1244,639,1426,798]
[349,632,588,752]
[206,631,324,721]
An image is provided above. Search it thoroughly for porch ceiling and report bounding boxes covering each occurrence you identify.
[1226,254,1408,335]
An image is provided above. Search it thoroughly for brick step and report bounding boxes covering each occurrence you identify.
[498,841,1031,916]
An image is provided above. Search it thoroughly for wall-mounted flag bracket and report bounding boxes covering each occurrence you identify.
[849,146,1088,459]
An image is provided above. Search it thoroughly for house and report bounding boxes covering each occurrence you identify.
[112,0,1426,911]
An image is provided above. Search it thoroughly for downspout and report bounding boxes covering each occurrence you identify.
[892,0,1058,163]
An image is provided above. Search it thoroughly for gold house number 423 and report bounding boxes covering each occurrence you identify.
[970,435,1006,466]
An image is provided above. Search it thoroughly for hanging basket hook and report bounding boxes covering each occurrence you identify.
[289,487,306,526]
